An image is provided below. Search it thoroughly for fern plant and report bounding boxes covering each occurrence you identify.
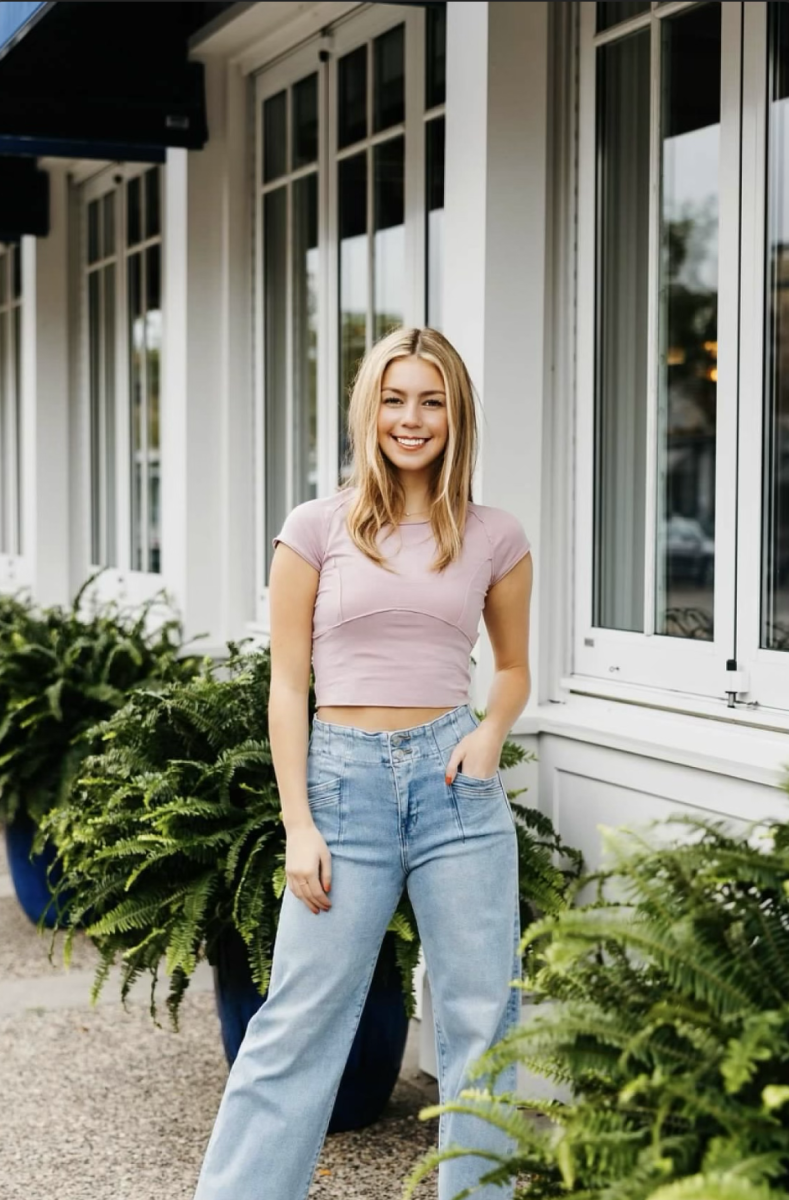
[0,578,199,829]
[406,800,789,1200]
[46,648,581,1025]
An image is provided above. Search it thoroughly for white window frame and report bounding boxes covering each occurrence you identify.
[572,0,743,704]
[736,0,789,711]
[254,3,430,625]
[78,163,166,607]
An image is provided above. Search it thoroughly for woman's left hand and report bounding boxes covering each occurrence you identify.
[444,724,504,784]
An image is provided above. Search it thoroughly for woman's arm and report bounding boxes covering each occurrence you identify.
[444,552,533,781]
[268,544,332,913]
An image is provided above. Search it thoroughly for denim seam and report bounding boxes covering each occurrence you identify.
[432,1005,451,1150]
[390,754,409,873]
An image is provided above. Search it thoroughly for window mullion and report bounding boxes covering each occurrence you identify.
[642,10,662,637]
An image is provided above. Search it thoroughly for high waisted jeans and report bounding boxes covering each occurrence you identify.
[193,705,520,1200]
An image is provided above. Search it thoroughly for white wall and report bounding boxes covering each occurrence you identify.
[162,58,255,650]
[443,0,550,710]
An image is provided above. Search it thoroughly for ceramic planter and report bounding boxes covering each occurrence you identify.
[212,926,409,1133]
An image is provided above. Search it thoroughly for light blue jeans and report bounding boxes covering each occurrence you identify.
[193,705,520,1200]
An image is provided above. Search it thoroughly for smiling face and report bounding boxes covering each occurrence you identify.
[376,355,449,478]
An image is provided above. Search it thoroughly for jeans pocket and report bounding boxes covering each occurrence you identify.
[306,777,342,811]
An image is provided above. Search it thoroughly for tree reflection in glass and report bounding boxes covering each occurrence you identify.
[657,4,720,640]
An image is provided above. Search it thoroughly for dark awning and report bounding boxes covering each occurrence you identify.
[0,2,235,164]
[0,156,48,240]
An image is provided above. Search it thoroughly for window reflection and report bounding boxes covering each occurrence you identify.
[594,31,650,632]
[374,137,405,341]
[339,152,368,475]
[426,117,445,329]
[656,4,720,641]
[763,3,789,652]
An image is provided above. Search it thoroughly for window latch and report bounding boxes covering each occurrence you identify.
[724,659,749,708]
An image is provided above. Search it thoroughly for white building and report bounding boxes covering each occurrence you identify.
[1,0,788,1066]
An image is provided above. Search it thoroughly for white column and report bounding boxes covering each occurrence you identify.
[162,58,254,648]
[443,0,550,710]
[20,164,72,608]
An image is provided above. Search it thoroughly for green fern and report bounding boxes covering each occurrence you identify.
[0,576,200,828]
[408,794,789,1200]
[46,646,582,1028]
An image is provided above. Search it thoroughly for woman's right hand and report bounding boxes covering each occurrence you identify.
[285,823,333,914]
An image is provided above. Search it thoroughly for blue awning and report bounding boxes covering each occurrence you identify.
[0,2,47,59]
[0,3,231,163]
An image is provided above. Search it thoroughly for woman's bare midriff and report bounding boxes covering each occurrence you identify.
[316,706,456,733]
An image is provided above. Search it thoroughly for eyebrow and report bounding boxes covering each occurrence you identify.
[382,387,446,397]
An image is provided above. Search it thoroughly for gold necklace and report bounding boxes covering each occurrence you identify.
[404,507,430,517]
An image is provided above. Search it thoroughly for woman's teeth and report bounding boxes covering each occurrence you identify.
[394,437,427,448]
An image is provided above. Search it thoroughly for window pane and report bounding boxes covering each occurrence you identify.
[12,243,20,300]
[88,199,100,265]
[104,264,116,567]
[597,2,651,33]
[127,176,142,247]
[656,4,720,641]
[763,3,789,651]
[146,245,161,573]
[145,167,161,240]
[293,174,319,506]
[0,308,7,553]
[374,24,405,133]
[594,31,650,632]
[89,271,102,564]
[338,45,367,150]
[374,136,405,341]
[426,5,446,110]
[13,304,20,554]
[264,187,288,579]
[128,252,144,572]
[264,90,288,183]
[293,73,319,169]
[426,117,445,329]
[102,193,115,259]
[339,152,368,474]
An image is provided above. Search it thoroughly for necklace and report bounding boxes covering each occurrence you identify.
[404,507,430,517]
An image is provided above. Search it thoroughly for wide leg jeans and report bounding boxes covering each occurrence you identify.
[193,704,520,1200]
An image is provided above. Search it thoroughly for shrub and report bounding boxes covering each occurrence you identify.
[46,647,582,1025]
[407,801,789,1200]
[0,580,199,830]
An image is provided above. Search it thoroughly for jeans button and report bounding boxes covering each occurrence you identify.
[391,734,403,747]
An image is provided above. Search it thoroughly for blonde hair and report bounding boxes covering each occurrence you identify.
[345,327,478,571]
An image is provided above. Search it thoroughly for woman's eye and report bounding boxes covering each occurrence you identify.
[424,398,444,408]
[383,396,402,405]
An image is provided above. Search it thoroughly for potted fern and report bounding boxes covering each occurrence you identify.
[0,579,199,926]
[46,644,581,1133]
[407,802,789,1200]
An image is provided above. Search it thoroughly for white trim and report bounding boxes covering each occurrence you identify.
[191,1,365,77]
[518,695,789,791]
[573,1,745,703]
[737,1,789,710]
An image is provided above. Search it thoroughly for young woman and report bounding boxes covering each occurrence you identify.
[193,327,532,1200]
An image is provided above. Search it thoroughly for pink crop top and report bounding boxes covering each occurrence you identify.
[272,490,531,707]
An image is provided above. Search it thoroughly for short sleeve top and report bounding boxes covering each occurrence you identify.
[273,490,531,707]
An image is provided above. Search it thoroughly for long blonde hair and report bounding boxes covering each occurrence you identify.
[345,327,478,571]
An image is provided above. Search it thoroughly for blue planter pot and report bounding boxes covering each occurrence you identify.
[213,928,409,1133]
[4,813,69,928]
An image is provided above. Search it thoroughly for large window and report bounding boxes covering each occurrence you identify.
[0,243,22,558]
[83,166,163,576]
[576,1,789,712]
[257,5,445,594]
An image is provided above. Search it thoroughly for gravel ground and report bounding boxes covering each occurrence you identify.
[0,893,99,980]
[0,836,439,1200]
